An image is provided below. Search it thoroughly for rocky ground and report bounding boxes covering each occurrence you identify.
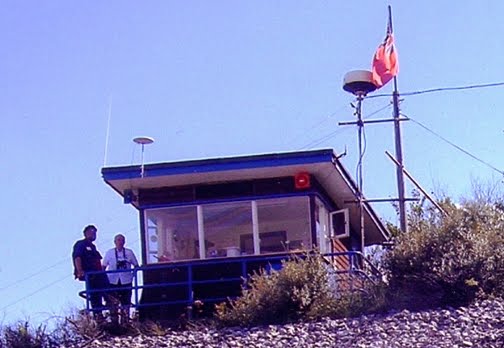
[67,298,504,348]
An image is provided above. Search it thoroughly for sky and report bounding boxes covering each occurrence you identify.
[1,1,504,324]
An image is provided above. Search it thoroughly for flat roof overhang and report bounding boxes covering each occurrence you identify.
[102,149,390,245]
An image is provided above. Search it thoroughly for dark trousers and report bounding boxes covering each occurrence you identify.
[87,273,111,312]
[112,280,133,306]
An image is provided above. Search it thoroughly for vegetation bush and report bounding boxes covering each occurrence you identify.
[215,251,391,327]
[0,321,57,348]
[64,311,105,341]
[0,310,156,347]
[321,282,386,321]
[215,252,340,327]
[383,195,504,309]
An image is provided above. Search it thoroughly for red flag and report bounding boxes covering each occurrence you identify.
[372,25,399,88]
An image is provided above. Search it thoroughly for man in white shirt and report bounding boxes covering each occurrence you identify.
[103,234,139,321]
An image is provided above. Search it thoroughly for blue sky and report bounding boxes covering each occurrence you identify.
[1,1,504,324]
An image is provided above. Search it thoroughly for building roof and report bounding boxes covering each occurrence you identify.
[102,148,390,245]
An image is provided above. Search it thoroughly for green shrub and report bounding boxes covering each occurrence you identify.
[64,311,104,341]
[383,197,504,309]
[0,321,55,348]
[0,310,147,348]
[215,252,339,327]
[329,283,387,319]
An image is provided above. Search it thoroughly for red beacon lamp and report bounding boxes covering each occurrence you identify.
[294,172,311,190]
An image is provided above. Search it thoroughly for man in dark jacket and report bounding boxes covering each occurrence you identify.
[72,224,112,320]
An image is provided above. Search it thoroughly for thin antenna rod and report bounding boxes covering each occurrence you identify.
[140,143,146,178]
[389,5,408,233]
[103,96,112,167]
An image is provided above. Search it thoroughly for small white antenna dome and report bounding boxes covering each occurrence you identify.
[343,70,377,96]
[133,136,155,145]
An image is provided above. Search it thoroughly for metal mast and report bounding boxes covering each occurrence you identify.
[342,70,378,253]
[389,5,408,233]
[356,93,366,253]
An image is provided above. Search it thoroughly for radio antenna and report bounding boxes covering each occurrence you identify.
[103,96,113,167]
[133,136,155,178]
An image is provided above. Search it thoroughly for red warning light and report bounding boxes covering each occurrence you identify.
[294,172,311,189]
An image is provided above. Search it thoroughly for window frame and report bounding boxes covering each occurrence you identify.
[329,208,350,239]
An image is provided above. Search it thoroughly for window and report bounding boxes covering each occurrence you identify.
[144,206,199,263]
[240,231,287,254]
[315,198,331,253]
[143,196,312,263]
[257,197,311,253]
[330,208,350,238]
[203,202,252,258]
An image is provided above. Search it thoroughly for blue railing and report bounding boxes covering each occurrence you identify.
[79,251,382,314]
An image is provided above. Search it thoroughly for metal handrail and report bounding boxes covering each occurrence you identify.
[78,251,382,313]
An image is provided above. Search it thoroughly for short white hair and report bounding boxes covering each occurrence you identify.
[114,234,125,241]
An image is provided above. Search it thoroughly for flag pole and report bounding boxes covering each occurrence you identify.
[388,5,408,233]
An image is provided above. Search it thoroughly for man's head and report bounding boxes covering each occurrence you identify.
[83,225,97,242]
[114,234,126,249]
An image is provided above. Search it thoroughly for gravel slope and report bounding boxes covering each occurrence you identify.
[69,298,504,348]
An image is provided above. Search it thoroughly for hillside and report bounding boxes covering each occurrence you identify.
[65,298,504,348]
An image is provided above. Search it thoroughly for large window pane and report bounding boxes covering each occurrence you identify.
[143,196,312,262]
[144,206,198,263]
[256,196,311,253]
[203,202,252,257]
